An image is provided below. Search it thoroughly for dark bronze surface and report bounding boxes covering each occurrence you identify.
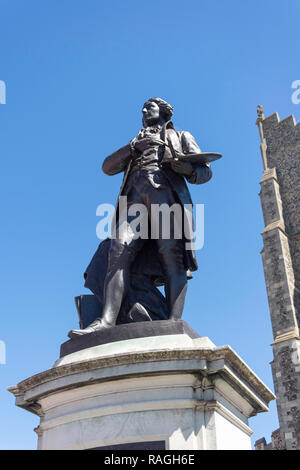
[68,98,221,339]
[88,441,166,450]
[62,319,200,357]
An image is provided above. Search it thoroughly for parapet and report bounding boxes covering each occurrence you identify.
[260,111,300,154]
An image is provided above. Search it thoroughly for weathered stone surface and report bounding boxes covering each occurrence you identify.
[255,428,285,450]
[257,110,300,450]
[8,334,274,450]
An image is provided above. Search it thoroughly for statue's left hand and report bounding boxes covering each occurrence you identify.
[170,160,193,176]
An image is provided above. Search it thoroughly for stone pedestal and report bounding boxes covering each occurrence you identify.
[8,321,274,450]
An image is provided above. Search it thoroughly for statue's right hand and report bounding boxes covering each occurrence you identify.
[134,137,165,153]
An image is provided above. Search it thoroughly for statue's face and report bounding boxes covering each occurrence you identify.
[142,101,161,127]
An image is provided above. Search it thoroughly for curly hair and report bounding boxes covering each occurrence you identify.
[144,97,174,122]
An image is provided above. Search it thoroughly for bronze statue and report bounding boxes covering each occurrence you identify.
[68,98,221,338]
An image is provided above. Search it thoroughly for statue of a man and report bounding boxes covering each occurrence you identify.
[69,98,213,337]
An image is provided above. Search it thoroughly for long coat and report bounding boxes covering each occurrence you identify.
[102,121,212,283]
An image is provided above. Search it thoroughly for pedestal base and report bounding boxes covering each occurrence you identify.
[8,321,275,450]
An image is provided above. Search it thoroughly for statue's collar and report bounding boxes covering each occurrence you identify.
[160,121,175,142]
[138,121,175,141]
[165,120,175,129]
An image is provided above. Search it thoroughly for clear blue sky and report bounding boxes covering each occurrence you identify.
[1,0,300,449]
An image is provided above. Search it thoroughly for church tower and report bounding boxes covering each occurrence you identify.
[257,106,300,450]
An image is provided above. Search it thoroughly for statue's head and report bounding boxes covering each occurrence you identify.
[142,97,173,127]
